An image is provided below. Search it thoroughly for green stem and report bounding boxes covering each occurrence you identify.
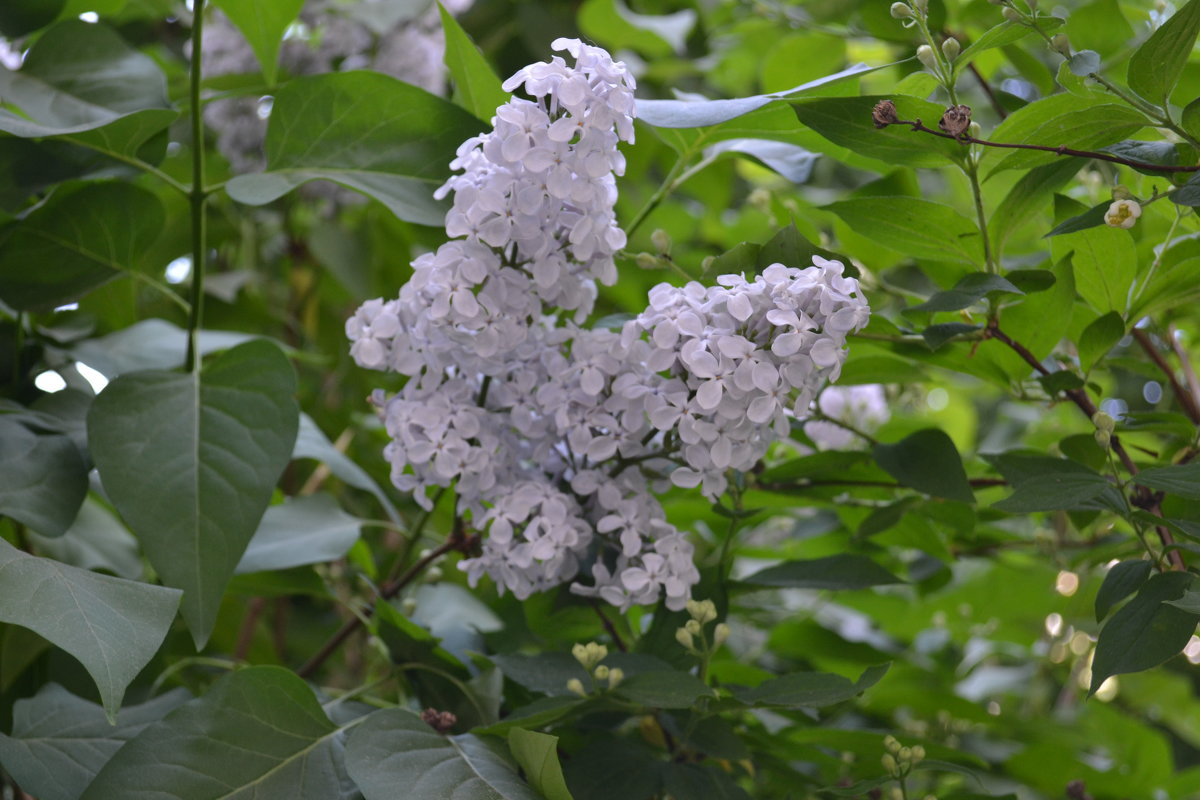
[61,136,191,196]
[1127,207,1181,314]
[626,142,704,239]
[964,158,996,272]
[184,0,208,373]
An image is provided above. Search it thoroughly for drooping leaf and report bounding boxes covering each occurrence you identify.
[792,94,965,168]
[1044,200,1110,237]
[615,671,714,709]
[0,684,190,800]
[508,729,575,800]
[1127,0,1200,104]
[346,708,543,800]
[1078,311,1126,372]
[906,273,1023,314]
[1133,462,1200,500]
[226,71,485,225]
[1091,572,1200,694]
[235,494,362,574]
[922,322,981,351]
[293,413,399,523]
[742,554,903,590]
[988,453,1112,512]
[873,429,975,503]
[438,1,509,121]
[1095,560,1153,622]
[81,667,358,799]
[0,538,181,719]
[0,417,88,536]
[731,663,889,708]
[956,17,1065,64]
[209,0,304,87]
[88,339,299,647]
[0,182,165,311]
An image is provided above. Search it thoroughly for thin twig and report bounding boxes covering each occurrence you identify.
[880,116,1200,173]
[1169,324,1200,418]
[233,597,267,661]
[1132,328,1200,424]
[986,322,1185,570]
[590,601,628,652]
[758,477,1007,492]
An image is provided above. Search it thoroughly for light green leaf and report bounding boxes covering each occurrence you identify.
[346,708,543,800]
[986,93,1147,174]
[1132,256,1200,318]
[1056,225,1136,313]
[731,664,889,708]
[0,538,181,719]
[826,197,981,265]
[1078,311,1125,372]
[209,0,304,87]
[742,554,903,590]
[88,340,299,648]
[0,417,88,536]
[1091,572,1199,694]
[509,729,575,800]
[1127,0,1200,104]
[578,0,696,56]
[236,494,362,574]
[1133,462,1200,500]
[438,1,509,122]
[956,16,1065,65]
[873,428,975,503]
[989,159,1080,251]
[0,684,190,800]
[226,71,485,225]
[0,182,165,311]
[81,666,358,799]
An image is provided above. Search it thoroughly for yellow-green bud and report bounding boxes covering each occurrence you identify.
[650,228,672,254]
[594,665,610,681]
[941,37,960,61]
[898,746,913,763]
[883,735,901,754]
[635,252,660,270]
[572,642,608,671]
[1112,185,1133,201]
[890,2,913,18]
[968,121,982,139]
[916,44,938,70]
[607,667,624,689]
[713,622,731,648]
[686,598,718,624]
[566,678,587,697]
[910,745,926,764]
[881,753,898,774]
[1051,33,1070,55]
[401,598,418,615]
[1095,428,1112,449]
[1092,411,1116,433]
[675,627,695,650]
[684,619,702,636]
[1002,5,1023,21]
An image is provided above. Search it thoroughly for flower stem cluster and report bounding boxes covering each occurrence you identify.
[347,40,870,613]
[567,641,623,696]
[881,735,926,780]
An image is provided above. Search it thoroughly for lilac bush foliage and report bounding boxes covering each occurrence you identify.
[346,39,871,611]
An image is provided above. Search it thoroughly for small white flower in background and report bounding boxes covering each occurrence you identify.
[347,40,870,612]
[805,384,890,450]
[1104,198,1141,229]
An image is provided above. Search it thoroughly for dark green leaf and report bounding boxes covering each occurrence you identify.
[661,763,751,800]
[792,94,965,168]
[564,740,663,800]
[88,340,299,647]
[1091,572,1199,693]
[922,322,981,350]
[1044,200,1110,237]
[439,1,509,121]
[476,697,584,735]
[873,428,975,503]
[1102,140,1181,175]
[0,538,181,719]
[235,494,362,574]
[0,0,67,37]
[826,197,981,265]
[988,454,1111,512]
[906,273,1023,314]
[1095,560,1153,622]
[226,72,485,225]
[0,684,189,800]
[616,671,714,709]
[742,554,903,590]
[508,729,574,800]
[1127,0,1200,104]
[491,652,671,696]
[757,450,871,483]
[1166,589,1200,614]
[1037,370,1085,394]
[1172,173,1200,207]
[209,0,304,87]
[0,182,165,311]
[731,663,889,708]
[1078,311,1125,371]
[758,222,845,271]
[1133,462,1200,500]
[27,497,142,579]
[346,708,542,800]
[82,667,356,799]
[0,417,87,536]
[957,17,1065,63]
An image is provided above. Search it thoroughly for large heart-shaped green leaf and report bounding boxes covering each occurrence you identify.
[0,182,166,311]
[81,667,358,799]
[0,20,177,158]
[226,71,485,225]
[0,683,190,800]
[0,538,182,719]
[88,339,299,647]
[345,708,543,800]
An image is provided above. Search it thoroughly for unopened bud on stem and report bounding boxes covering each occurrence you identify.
[916,44,938,70]
[941,37,960,61]
[890,2,913,18]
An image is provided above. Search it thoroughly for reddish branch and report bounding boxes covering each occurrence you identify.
[985,322,1185,570]
[1132,328,1200,425]
[871,100,1200,174]
[297,524,477,680]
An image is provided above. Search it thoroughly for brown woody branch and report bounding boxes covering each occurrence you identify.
[985,322,1185,570]
[1132,328,1200,425]
[871,100,1200,174]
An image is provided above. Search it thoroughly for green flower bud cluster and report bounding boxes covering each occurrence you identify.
[881,735,926,779]
[567,642,624,697]
[675,599,730,659]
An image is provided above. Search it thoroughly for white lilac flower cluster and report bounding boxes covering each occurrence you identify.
[201,0,472,173]
[347,39,870,612]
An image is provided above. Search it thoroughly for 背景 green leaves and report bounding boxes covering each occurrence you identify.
[0,538,181,719]
[439,1,509,121]
[226,71,485,225]
[88,340,299,647]
[0,416,88,536]
[1127,0,1200,105]
[209,0,304,87]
